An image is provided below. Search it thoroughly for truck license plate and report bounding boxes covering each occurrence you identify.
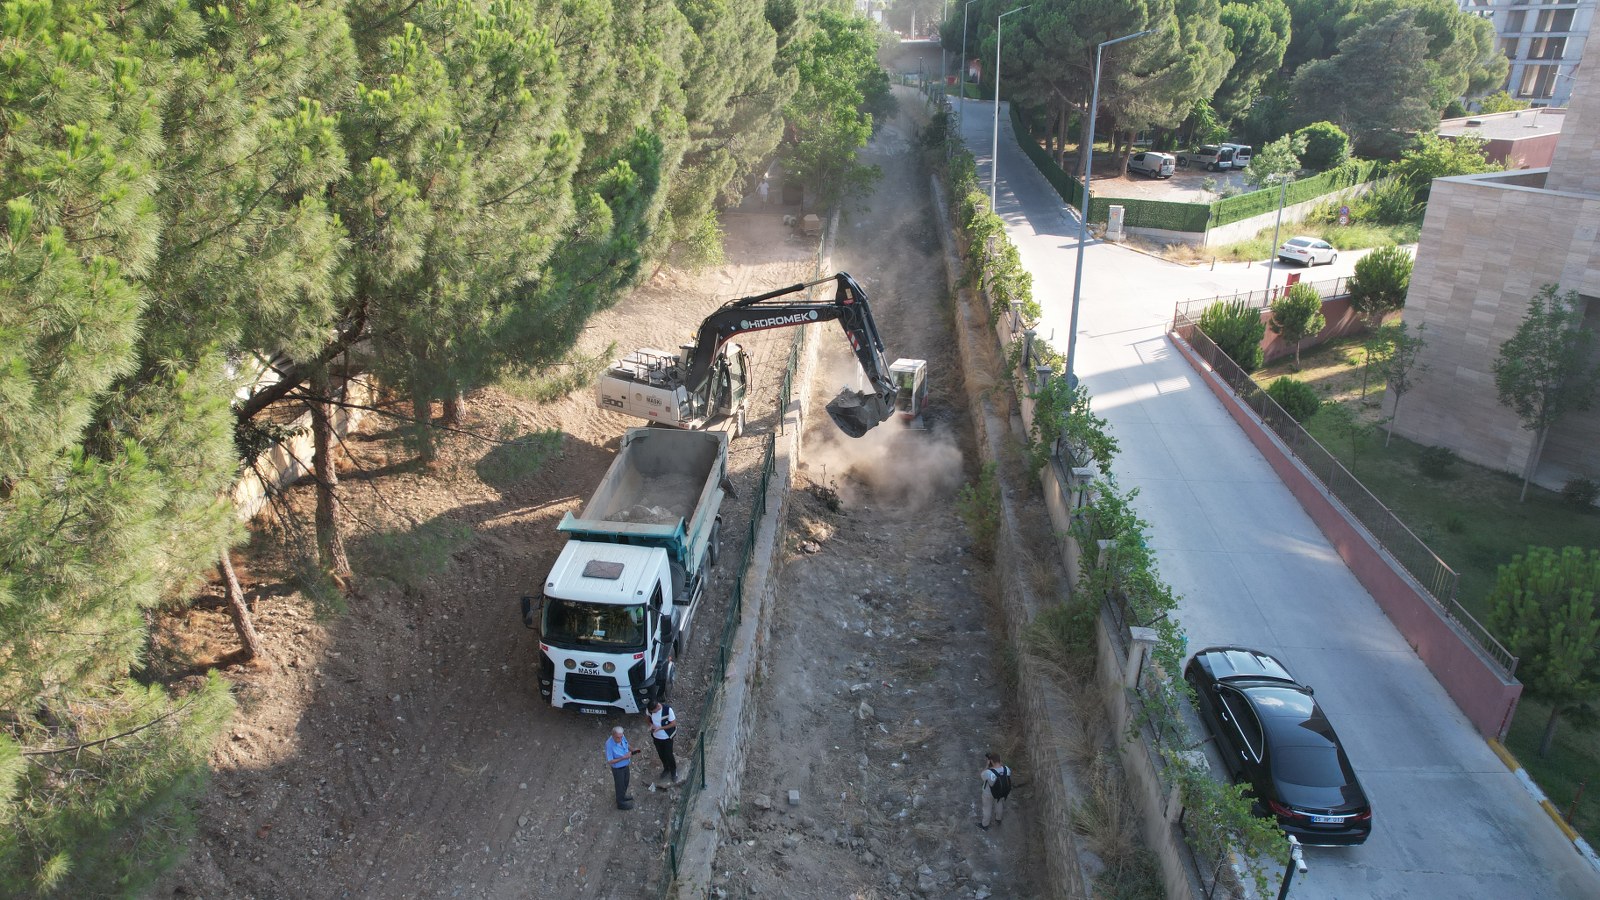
[1310,814,1344,824]
[578,707,608,716]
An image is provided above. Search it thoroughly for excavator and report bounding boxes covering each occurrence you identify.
[597,272,926,438]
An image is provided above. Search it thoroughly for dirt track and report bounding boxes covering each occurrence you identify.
[706,89,1039,899]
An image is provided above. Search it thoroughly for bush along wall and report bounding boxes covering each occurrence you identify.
[933,110,1041,324]
[931,103,1288,897]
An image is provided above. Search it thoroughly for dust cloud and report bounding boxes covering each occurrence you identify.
[806,357,965,510]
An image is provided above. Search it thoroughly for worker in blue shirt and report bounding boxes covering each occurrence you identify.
[604,725,641,810]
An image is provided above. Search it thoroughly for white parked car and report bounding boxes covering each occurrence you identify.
[1128,151,1176,178]
[1277,236,1337,266]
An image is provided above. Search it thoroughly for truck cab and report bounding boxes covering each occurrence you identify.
[528,542,684,714]
[521,427,726,715]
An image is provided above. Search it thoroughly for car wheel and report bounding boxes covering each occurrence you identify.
[1178,158,1188,168]
[1328,252,1338,266]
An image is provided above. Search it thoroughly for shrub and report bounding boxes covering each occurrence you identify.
[1350,175,1420,225]
[957,462,1001,561]
[1269,283,1327,364]
[1295,121,1351,170]
[1417,445,1459,479]
[1197,300,1266,373]
[1267,376,1322,421]
[1347,244,1413,326]
[1562,477,1600,510]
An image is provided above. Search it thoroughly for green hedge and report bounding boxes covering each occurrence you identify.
[1210,160,1380,227]
[1009,107,1380,235]
[1010,104,1084,206]
[1090,195,1213,232]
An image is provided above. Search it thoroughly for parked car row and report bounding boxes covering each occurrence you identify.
[1125,142,1253,179]
[1176,142,1253,171]
[1185,646,1373,846]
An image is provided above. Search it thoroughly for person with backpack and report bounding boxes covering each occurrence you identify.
[978,751,1012,830]
[647,698,683,785]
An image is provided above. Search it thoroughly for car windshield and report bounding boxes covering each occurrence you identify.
[1273,745,1350,787]
[1286,238,1312,248]
[542,598,646,650]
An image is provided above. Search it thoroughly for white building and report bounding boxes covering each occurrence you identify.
[1461,0,1594,107]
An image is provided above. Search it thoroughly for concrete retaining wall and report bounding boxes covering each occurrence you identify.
[232,374,376,521]
[1170,335,1523,740]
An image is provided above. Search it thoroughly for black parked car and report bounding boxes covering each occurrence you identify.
[1184,646,1372,846]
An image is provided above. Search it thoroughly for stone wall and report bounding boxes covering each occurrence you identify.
[1392,170,1600,477]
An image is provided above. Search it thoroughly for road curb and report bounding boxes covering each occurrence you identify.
[1486,738,1600,874]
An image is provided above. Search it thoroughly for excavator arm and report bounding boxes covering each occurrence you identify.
[681,272,897,437]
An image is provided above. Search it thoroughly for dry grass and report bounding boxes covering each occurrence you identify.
[1071,755,1141,864]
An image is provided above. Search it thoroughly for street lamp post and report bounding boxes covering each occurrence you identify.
[960,0,979,128]
[1063,28,1154,388]
[1265,172,1292,297]
[990,5,1031,208]
[941,1,950,106]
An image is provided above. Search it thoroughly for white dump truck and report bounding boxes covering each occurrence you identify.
[520,427,727,714]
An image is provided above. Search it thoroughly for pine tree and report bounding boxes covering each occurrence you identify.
[1486,547,1600,757]
[1269,282,1326,365]
[2,2,238,891]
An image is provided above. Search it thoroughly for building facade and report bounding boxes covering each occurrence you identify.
[1394,59,1600,486]
[1461,0,1594,107]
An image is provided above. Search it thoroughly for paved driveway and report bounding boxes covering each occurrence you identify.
[956,100,1600,898]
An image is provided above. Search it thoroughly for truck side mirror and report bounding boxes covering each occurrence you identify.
[519,594,540,630]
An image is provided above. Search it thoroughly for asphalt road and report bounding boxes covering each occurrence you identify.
[956,98,1600,899]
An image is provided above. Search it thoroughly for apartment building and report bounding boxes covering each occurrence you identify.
[1461,0,1593,107]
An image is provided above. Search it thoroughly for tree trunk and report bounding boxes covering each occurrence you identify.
[1519,426,1549,502]
[1540,705,1562,757]
[218,551,266,663]
[1386,395,1402,446]
[311,371,352,581]
[412,387,436,464]
[442,391,464,427]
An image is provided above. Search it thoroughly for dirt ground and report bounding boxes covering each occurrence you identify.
[1091,163,1250,203]
[705,90,1038,899]
[153,220,815,898]
[151,89,1038,900]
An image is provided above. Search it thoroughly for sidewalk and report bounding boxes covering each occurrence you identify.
[958,99,1600,898]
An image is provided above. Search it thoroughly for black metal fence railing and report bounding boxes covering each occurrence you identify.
[1170,313,1518,678]
[1171,276,1351,323]
[659,327,801,894]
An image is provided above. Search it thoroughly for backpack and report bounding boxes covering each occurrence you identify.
[989,766,1012,800]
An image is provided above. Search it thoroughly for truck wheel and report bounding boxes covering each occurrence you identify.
[657,661,676,702]
[1178,158,1188,168]
[708,518,721,568]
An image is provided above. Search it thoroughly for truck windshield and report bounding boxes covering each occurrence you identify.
[542,598,646,650]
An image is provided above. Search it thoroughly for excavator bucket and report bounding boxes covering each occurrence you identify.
[825,388,893,438]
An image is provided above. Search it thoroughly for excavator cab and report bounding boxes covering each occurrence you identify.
[891,359,928,427]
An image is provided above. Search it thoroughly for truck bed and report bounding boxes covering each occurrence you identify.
[580,429,724,526]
